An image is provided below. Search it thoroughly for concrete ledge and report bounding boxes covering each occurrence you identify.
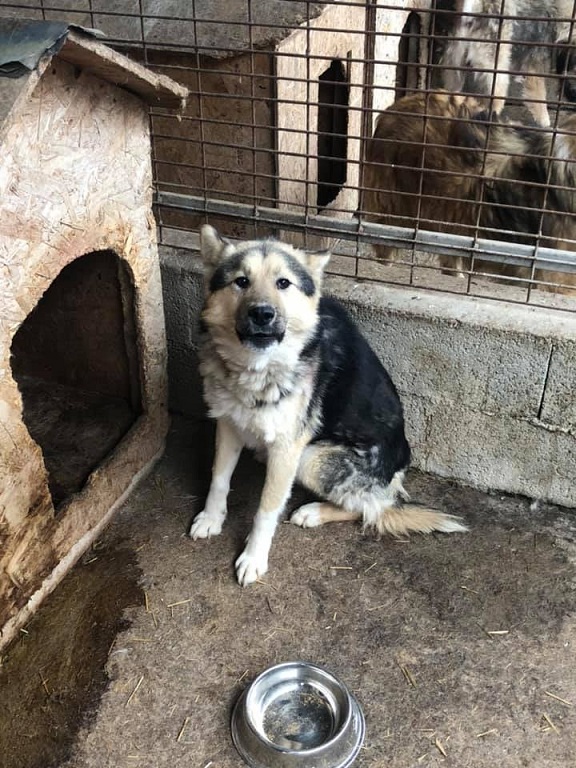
[160,246,576,508]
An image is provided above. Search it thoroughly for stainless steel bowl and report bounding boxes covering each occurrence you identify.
[231,661,365,768]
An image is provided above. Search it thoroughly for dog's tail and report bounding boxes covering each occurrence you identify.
[369,504,467,537]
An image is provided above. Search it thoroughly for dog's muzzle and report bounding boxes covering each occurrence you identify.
[236,303,285,348]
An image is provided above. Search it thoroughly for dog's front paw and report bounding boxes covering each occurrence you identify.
[189,510,224,540]
[290,502,322,528]
[235,548,268,586]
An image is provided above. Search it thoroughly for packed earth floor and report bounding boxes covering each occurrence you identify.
[1,416,575,768]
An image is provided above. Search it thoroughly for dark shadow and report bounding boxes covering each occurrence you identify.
[317,58,350,211]
[10,251,142,509]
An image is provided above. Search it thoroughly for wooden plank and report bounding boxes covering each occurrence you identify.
[58,31,188,109]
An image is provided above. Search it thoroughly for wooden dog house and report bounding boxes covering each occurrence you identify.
[19,1,369,235]
[0,20,187,651]
[0,2,436,238]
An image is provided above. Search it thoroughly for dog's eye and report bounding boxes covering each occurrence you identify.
[234,276,250,289]
[276,278,291,290]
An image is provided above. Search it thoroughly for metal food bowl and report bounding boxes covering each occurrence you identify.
[231,661,365,768]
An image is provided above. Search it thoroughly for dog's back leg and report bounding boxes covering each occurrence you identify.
[291,502,361,528]
[292,442,466,536]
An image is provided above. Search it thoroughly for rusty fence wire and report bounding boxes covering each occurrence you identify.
[2,0,576,311]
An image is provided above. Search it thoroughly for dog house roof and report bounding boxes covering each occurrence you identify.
[0,18,187,129]
[0,1,329,59]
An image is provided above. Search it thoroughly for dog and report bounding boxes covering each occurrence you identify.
[434,0,575,126]
[189,225,466,586]
[362,90,576,292]
[556,37,576,105]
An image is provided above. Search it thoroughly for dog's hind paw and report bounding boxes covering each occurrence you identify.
[290,503,322,528]
[189,510,224,540]
[235,548,268,586]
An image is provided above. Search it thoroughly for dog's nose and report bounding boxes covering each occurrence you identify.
[248,304,276,327]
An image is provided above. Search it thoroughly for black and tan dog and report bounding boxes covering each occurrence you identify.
[189,225,466,586]
[363,90,576,292]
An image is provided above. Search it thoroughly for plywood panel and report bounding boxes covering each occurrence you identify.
[0,58,169,650]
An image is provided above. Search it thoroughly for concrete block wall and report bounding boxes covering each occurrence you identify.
[160,246,576,508]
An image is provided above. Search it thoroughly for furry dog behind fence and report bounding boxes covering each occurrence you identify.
[435,0,575,126]
[363,90,576,293]
[189,225,466,586]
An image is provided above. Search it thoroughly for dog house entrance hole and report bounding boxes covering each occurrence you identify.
[10,250,142,509]
[317,58,350,211]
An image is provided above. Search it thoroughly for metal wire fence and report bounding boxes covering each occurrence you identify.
[3,0,576,311]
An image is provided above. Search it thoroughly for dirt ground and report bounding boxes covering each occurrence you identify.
[1,416,575,768]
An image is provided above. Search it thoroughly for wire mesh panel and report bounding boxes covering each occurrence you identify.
[2,0,576,310]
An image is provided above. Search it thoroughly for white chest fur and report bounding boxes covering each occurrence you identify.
[200,346,316,448]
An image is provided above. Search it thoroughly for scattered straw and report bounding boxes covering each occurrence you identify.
[237,670,249,684]
[364,561,377,573]
[433,737,447,757]
[330,566,353,570]
[476,623,494,640]
[144,591,150,613]
[177,716,190,743]
[476,729,498,738]
[125,675,144,707]
[460,585,479,595]
[417,754,429,763]
[367,604,386,612]
[487,630,509,636]
[38,672,50,696]
[255,579,277,591]
[541,713,560,735]
[545,691,573,707]
[167,599,191,608]
[399,664,417,688]
[202,762,213,768]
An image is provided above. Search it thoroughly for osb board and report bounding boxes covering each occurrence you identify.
[275,1,367,230]
[59,32,188,109]
[0,58,169,649]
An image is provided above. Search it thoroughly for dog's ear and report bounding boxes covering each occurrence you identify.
[305,249,331,281]
[200,225,229,266]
